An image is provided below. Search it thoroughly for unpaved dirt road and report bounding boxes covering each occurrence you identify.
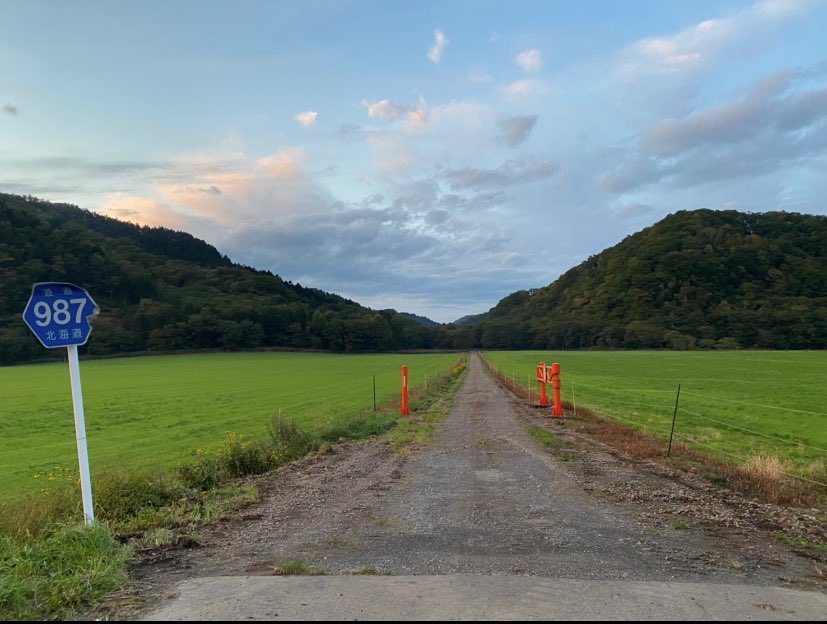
[114,353,826,620]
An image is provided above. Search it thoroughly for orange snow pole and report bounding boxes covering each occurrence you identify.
[550,362,563,417]
[536,361,550,406]
[401,365,410,416]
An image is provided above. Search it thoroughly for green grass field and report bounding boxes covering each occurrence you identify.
[483,351,827,483]
[0,351,461,499]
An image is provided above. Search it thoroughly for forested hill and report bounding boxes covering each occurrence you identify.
[4,195,825,363]
[475,209,827,350]
[0,193,471,365]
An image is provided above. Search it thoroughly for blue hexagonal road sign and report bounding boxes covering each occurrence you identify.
[22,282,99,349]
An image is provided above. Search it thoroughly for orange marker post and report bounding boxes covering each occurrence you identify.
[550,362,563,417]
[401,365,410,416]
[536,361,550,407]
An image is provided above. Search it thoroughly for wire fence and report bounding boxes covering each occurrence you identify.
[480,354,827,489]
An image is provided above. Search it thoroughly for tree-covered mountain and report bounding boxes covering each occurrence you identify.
[0,193,475,364]
[4,195,824,363]
[474,209,827,350]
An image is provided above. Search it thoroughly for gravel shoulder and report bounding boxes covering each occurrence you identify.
[103,352,826,620]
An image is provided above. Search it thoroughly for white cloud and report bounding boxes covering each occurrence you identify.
[468,69,494,83]
[427,29,448,64]
[756,0,810,19]
[364,99,429,124]
[429,100,491,130]
[515,49,543,73]
[500,79,545,97]
[616,0,810,80]
[294,111,318,126]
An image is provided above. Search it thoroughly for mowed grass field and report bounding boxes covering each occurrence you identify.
[484,350,827,483]
[0,351,461,499]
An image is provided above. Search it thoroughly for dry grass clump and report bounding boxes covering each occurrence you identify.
[727,454,803,506]
[742,454,786,481]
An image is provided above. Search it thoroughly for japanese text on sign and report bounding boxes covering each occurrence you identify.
[22,283,99,349]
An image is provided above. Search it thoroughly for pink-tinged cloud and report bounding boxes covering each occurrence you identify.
[515,49,543,73]
[365,99,429,124]
[3,103,19,116]
[98,148,321,237]
[294,111,318,126]
[100,194,191,230]
[598,67,827,193]
[427,29,448,64]
[151,147,313,225]
[254,147,308,177]
[643,71,813,156]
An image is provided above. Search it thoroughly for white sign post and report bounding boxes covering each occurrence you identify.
[66,344,94,524]
[22,282,99,525]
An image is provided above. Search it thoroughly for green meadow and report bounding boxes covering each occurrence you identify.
[0,351,461,499]
[483,350,827,482]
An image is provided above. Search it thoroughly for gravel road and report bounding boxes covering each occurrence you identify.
[117,353,826,620]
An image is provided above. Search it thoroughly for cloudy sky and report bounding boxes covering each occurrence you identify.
[2,0,826,322]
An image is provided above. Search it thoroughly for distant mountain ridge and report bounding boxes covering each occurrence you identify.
[452,313,485,326]
[3,194,824,363]
[398,312,439,327]
[472,209,827,350]
[0,193,476,364]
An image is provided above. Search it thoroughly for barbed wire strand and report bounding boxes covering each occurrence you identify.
[527,378,826,417]
[560,385,826,454]
[681,390,827,417]
[573,396,673,411]
[671,431,827,488]
[598,412,674,437]
[571,400,826,486]
[564,380,675,394]
[678,407,827,453]
[578,410,827,488]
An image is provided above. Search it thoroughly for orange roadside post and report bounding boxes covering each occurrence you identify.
[550,362,563,417]
[401,365,410,416]
[536,361,550,407]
